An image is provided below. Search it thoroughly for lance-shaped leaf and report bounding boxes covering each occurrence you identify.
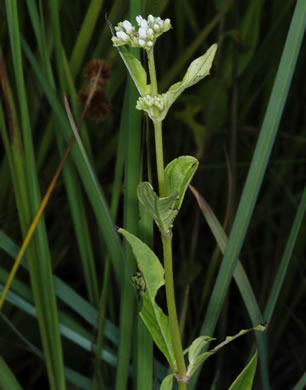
[186,335,215,361]
[162,44,217,117]
[165,156,199,210]
[185,336,215,378]
[118,228,177,369]
[107,19,150,96]
[228,352,258,390]
[160,374,175,390]
[117,47,151,96]
[137,182,178,235]
[210,325,265,355]
[186,325,264,379]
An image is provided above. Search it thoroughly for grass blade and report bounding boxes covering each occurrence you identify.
[190,1,306,388]
[264,185,306,323]
[69,0,105,78]
[4,2,66,388]
[292,373,306,390]
[0,357,23,390]
[190,185,269,388]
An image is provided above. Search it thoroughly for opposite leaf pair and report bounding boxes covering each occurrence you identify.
[137,156,199,236]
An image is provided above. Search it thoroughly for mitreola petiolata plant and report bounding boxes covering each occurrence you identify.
[110,15,265,390]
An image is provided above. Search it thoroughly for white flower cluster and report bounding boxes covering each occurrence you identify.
[136,94,165,119]
[112,15,171,50]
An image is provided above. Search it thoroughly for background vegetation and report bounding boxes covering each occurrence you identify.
[0,0,305,389]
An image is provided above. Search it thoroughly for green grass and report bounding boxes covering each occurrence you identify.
[0,0,305,389]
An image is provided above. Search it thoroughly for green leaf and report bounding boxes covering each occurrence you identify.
[228,352,258,390]
[292,372,306,390]
[210,326,265,355]
[189,185,270,385]
[137,182,178,235]
[185,336,215,378]
[187,336,214,361]
[165,156,199,210]
[160,374,175,390]
[163,44,217,116]
[186,351,214,379]
[119,47,151,96]
[140,294,176,369]
[0,356,23,390]
[107,18,150,96]
[186,326,264,379]
[190,2,306,388]
[118,229,176,369]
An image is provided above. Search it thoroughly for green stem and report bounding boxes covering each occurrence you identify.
[153,119,166,196]
[162,234,187,389]
[147,48,158,96]
[147,48,187,388]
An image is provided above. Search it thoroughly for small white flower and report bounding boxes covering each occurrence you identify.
[147,28,154,39]
[112,15,172,50]
[116,31,128,41]
[140,19,148,29]
[164,18,171,29]
[138,27,147,39]
[136,15,143,25]
[123,20,133,33]
[136,15,148,29]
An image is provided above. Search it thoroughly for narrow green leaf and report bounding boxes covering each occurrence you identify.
[118,228,176,369]
[187,336,214,362]
[165,156,199,210]
[210,326,265,355]
[292,372,306,390]
[107,18,150,96]
[0,312,97,390]
[118,47,151,96]
[185,336,215,378]
[186,351,214,378]
[140,294,176,369]
[159,3,233,91]
[264,185,306,324]
[163,44,217,115]
[0,356,23,390]
[190,185,270,386]
[5,2,66,388]
[228,352,258,390]
[137,182,178,235]
[160,374,175,390]
[190,3,306,387]
[62,94,124,285]
[69,0,105,78]
[186,326,264,379]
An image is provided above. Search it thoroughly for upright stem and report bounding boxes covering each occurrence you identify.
[148,48,166,196]
[162,234,187,390]
[147,48,158,96]
[147,47,187,389]
[153,119,166,196]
